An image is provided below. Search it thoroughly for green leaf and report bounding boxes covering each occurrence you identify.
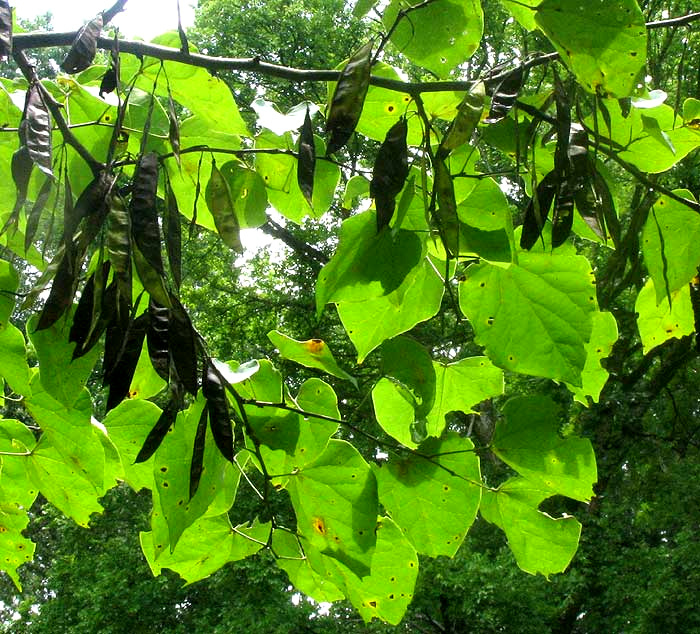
[480,477,582,576]
[101,399,163,492]
[135,51,249,140]
[635,278,695,355]
[459,252,598,386]
[0,419,39,589]
[128,336,168,401]
[153,394,241,551]
[272,529,345,603]
[24,374,107,498]
[425,357,504,437]
[246,379,339,485]
[492,396,597,502]
[0,323,31,396]
[220,162,268,229]
[373,337,503,446]
[141,515,270,584]
[268,330,356,386]
[337,255,445,363]
[315,211,423,315]
[535,0,646,98]
[27,433,105,527]
[255,131,340,222]
[288,439,377,577]
[340,517,419,625]
[642,192,700,305]
[499,0,541,31]
[374,434,481,557]
[383,0,483,79]
[27,312,101,409]
[565,311,619,405]
[588,100,700,174]
[0,258,18,328]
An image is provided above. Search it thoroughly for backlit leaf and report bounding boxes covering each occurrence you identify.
[642,191,700,305]
[535,0,646,98]
[288,440,377,577]
[268,331,356,386]
[480,477,582,576]
[316,211,423,314]
[636,278,694,355]
[383,0,483,79]
[375,434,481,557]
[459,252,598,386]
[492,396,597,501]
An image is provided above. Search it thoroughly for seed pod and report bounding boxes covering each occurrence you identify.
[203,361,234,462]
[438,81,485,158]
[326,41,373,155]
[164,177,182,289]
[61,14,103,74]
[23,82,53,178]
[0,0,11,62]
[99,66,117,98]
[485,66,526,123]
[189,403,209,500]
[297,107,316,207]
[370,117,409,232]
[167,91,181,167]
[168,296,198,396]
[130,152,164,275]
[520,171,558,250]
[135,398,179,463]
[205,159,243,252]
[147,299,170,382]
[105,311,149,411]
[106,193,132,306]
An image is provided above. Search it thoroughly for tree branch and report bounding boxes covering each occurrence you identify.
[260,217,329,270]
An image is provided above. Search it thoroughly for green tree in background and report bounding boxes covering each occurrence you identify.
[1,0,700,630]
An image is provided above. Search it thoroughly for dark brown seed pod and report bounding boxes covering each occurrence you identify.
[168,296,198,396]
[23,82,53,178]
[203,361,234,463]
[326,41,373,155]
[189,403,209,500]
[297,106,316,207]
[485,66,526,124]
[0,0,12,62]
[135,399,179,463]
[520,170,558,250]
[61,14,103,74]
[370,117,409,232]
[147,299,170,382]
[130,152,164,275]
[164,177,182,289]
[99,66,117,98]
[105,311,149,411]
